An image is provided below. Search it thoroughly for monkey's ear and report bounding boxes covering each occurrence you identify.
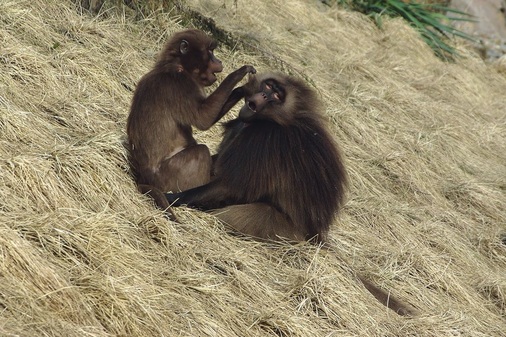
[180,40,189,55]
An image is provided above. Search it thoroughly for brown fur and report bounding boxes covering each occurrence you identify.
[126,29,255,199]
[166,72,347,242]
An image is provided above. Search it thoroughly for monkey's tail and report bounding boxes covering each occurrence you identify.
[137,184,177,221]
[358,276,417,316]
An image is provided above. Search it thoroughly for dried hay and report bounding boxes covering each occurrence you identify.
[0,0,505,336]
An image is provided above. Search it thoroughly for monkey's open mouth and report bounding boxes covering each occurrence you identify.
[247,101,257,112]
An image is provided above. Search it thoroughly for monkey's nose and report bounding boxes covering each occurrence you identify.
[247,101,257,112]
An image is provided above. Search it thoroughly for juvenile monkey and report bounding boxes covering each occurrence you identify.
[127,29,255,207]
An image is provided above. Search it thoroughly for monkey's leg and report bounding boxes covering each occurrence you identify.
[156,144,212,192]
[211,203,306,242]
[165,179,231,210]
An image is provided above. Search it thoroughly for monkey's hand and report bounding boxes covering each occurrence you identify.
[217,65,256,97]
[239,65,256,75]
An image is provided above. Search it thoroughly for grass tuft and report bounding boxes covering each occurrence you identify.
[333,0,476,60]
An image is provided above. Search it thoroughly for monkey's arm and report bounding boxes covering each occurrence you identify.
[165,180,234,210]
[212,86,246,124]
[194,66,255,130]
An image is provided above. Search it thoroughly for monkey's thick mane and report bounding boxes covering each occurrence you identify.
[219,115,347,240]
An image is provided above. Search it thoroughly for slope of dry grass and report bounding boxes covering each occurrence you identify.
[1,0,505,336]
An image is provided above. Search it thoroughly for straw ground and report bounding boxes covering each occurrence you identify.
[1,0,505,336]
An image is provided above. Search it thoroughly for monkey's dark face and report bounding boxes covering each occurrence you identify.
[200,47,223,86]
[239,73,320,126]
[239,78,289,124]
[179,35,223,87]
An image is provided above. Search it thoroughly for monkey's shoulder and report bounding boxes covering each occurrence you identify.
[139,69,200,90]
[132,71,203,111]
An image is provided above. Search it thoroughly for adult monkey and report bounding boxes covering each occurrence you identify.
[127,29,256,209]
[166,72,346,242]
[166,72,416,315]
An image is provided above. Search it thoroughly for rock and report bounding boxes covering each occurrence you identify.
[449,0,506,60]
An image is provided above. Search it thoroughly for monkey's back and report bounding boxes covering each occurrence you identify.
[216,114,347,239]
[126,70,201,173]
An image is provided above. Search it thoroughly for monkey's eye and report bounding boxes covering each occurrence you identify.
[272,92,280,100]
[265,84,272,90]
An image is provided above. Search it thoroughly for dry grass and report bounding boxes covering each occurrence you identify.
[1,0,505,336]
